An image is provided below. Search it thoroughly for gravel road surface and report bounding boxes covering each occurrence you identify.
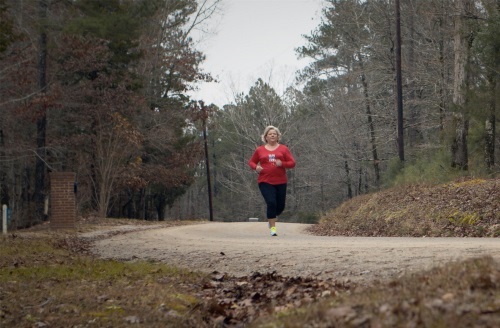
[86,222,500,284]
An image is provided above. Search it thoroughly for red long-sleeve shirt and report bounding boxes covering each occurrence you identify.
[248,144,296,185]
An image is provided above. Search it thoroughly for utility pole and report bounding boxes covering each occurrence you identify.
[201,112,214,222]
[395,0,404,162]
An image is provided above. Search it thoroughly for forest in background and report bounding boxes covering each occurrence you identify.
[168,0,500,222]
[0,0,499,227]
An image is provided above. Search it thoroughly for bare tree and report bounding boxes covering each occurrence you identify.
[451,0,475,170]
[34,0,48,223]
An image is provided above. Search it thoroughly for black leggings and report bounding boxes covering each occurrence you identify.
[258,182,287,219]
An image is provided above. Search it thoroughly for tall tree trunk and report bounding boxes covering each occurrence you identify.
[212,138,218,196]
[406,2,419,147]
[0,129,8,206]
[407,1,421,146]
[438,2,447,134]
[139,188,146,220]
[357,167,363,196]
[485,73,497,169]
[34,0,48,224]
[344,158,353,199]
[451,0,473,170]
[357,52,380,188]
[156,194,166,221]
[485,3,499,170]
[395,0,404,162]
[485,113,495,169]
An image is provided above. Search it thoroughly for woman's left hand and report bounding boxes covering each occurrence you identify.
[275,159,282,167]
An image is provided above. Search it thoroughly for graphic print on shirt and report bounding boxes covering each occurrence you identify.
[268,153,276,165]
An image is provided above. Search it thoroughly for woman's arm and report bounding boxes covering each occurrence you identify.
[248,148,260,170]
[281,147,296,169]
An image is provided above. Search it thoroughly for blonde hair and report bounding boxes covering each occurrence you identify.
[261,125,281,143]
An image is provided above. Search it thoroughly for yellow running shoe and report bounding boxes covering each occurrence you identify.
[270,227,277,236]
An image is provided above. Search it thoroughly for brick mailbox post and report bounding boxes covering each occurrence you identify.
[50,172,76,230]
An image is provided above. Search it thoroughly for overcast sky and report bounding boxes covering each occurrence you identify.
[190,0,324,107]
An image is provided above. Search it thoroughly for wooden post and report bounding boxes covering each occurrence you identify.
[2,204,6,234]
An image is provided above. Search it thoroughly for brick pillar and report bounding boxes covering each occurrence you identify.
[50,172,76,230]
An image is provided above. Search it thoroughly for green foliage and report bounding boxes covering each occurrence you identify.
[0,236,196,282]
[0,0,17,54]
[382,130,499,187]
[244,78,288,127]
[382,149,465,187]
[64,0,144,68]
[467,120,491,172]
[474,4,500,78]
[447,210,480,226]
[283,211,320,224]
[0,258,183,282]
[382,156,405,186]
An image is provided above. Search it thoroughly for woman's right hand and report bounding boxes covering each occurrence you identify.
[256,165,263,173]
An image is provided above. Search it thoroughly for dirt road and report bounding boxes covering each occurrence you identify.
[86,222,500,284]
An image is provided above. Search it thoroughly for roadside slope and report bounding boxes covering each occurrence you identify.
[310,177,499,237]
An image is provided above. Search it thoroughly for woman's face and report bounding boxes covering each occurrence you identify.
[266,129,278,143]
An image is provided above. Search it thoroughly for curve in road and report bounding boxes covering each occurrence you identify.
[89,222,500,283]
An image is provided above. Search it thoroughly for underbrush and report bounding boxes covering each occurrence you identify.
[311,177,500,237]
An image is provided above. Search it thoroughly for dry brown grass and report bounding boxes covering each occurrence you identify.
[309,177,500,237]
[251,256,500,328]
[0,233,209,327]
